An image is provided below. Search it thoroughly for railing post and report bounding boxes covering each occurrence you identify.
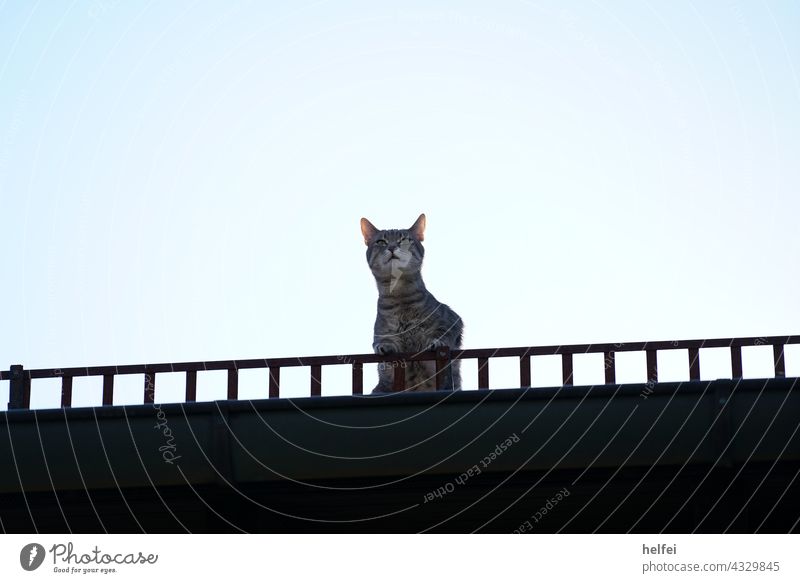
[435,347,452,390]
[61,376,73,408]
[227,366,239,400]
[646,350,658,384]
[561,353,573,386]
[604,351,616,384]
[352,362,363,395]
[730,345,743,379]
[184,371,197,402]
[268,367,280,398]
[310,365,322,396]
[477,357,490,390]
[8,365,30,410]
[103,374,115,406]
[392,361,406,392]
[773,344,786,378]
[519,354,531,388]
[688,347,701,381]
[144,371,156,404]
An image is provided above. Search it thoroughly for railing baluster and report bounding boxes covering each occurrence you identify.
[8,365,30,410]
[392,362,405,392]
[103,374,114,406]
[689,348,700,380]
[185,370,197,402]
[227,367,238,400]
[730,345,743,379]
[773,344,786,378]
[478,357,490,390]
[61,376,73,408]
[144,372,155,404]
[562,353,573,386]
[604,351,616,384]
[519,355,531,388]
[269,367,280,398]
[310,364,322,396]
[352,362,363,394]
[646,350,658,384]
[435,347,451,390]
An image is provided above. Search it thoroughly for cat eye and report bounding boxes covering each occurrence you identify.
[375,239,388,246]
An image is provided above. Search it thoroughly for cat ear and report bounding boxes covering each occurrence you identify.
[410,213,426,241]
[360,217,379,245]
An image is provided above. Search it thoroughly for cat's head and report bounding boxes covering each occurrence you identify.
[360,214,426,279]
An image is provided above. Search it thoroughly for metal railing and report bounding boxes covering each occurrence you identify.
[2,335,797,410]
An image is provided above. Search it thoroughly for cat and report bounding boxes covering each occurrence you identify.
[360,213,463,392]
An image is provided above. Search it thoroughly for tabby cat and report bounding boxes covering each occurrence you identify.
[360,213,463,392]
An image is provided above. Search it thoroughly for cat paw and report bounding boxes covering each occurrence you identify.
[374,343,398,355]
[427,339,449,352]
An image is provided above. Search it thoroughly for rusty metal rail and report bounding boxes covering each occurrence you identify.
[2,335,797,410]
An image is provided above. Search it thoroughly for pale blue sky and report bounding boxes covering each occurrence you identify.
[1,1,798,407]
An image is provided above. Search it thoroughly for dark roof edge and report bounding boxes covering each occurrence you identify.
[3,377,796,424]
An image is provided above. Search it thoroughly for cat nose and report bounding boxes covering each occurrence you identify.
[387,244,398,253]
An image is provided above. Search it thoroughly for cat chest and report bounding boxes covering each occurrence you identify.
[379,310,429,332]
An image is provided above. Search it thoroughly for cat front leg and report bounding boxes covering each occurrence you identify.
[425,339,459,391]
[372,341,401,393]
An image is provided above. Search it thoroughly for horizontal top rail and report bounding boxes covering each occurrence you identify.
[3,335,798,409]
[2,335,797,381]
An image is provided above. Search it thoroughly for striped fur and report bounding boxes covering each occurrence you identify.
[360,214,463,392]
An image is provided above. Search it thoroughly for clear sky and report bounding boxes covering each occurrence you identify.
[1,1,798,407]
